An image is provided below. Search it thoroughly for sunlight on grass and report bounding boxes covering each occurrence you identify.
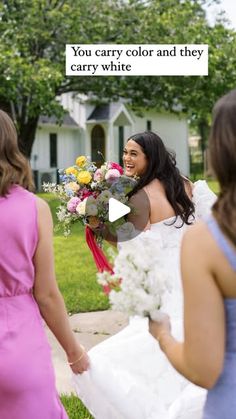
[60,394,92,419]
[54,233,109,313]
[206,179,219,195]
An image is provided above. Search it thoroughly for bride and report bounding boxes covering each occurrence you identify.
[73,131,216,418]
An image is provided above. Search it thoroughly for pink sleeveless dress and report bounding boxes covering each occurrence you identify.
[0,185,68,419]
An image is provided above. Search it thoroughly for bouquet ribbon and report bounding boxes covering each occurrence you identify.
[85,226,114,274]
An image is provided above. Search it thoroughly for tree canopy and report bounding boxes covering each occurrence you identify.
[0,0,235,157]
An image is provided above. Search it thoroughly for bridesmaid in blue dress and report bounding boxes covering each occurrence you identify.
[149,88,236,419]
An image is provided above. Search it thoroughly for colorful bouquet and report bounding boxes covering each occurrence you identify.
[97,232,171,320]
[43,155,137,271]
[43,155,136,235]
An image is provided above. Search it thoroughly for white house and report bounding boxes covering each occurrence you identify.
[31,93,189,189]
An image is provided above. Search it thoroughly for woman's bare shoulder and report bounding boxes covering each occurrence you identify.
[143,179,165,196]
[35,196,52,221]
[35,196,49,208]
[182,176,194,198]
[182,222,216,257]
[184,221,207,239]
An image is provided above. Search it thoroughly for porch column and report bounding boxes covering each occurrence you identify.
[107,121,114,161]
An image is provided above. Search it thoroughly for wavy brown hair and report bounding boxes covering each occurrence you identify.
[209,89,236,246]
[0,110,35,196]
[127,131,195,226]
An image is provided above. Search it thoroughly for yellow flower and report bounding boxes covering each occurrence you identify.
[65,182,80,193]
[65,166,78,176]
[76,155,87,167]
[77,171,92,184]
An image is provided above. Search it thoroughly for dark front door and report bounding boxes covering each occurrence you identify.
[91,125,105,167]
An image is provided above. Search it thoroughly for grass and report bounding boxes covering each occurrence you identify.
[60,394,93,419]
[41,179,219,418]
[205,179,219,194]
[54,233,109,313]
[38,193,109,314]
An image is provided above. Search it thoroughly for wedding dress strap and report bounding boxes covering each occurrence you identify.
[206,216,236,271]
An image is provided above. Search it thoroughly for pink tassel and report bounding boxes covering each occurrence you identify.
[85,226,114,274]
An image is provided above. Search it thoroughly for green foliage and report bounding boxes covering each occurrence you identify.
[60,394,93,419]
[1,0,236,157]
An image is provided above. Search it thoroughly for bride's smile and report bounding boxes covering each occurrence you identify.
[123,139,148,177]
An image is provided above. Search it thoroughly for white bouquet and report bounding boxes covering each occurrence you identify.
[97,232,172,321]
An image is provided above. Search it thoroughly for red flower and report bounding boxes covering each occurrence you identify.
[108,162,123,175]
[102,284,111,295]
[102,278,122,296]
[79,188,93,200]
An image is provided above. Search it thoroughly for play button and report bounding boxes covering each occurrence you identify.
[108,198,130,222]
[84,175,150,243]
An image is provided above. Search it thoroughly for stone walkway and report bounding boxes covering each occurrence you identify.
[46,310,128,394]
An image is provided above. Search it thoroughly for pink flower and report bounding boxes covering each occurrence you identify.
[79,188,93,200]
[105,169,121,183]
[94,169,104,182]
[92,191,99,199]
[108,162,123,175]
[67,197,81,213]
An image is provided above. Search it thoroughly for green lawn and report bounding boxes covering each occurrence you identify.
[205,179,219,195]
[54,233,109,313]
[60,394,93,419]
[40,179,219,418]
[38,193,109,314]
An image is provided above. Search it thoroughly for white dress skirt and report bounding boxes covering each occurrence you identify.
[73,181,216,419]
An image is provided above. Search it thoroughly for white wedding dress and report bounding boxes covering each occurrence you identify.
[73,181,216,419]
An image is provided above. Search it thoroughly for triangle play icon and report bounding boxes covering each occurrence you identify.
[108,198,130,222]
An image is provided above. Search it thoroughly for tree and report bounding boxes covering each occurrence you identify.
[0,0,142,156]
[1,0,235,158]
[113,1,236,155]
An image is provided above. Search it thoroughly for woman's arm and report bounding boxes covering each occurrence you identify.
[149,223,225,388]
[33,197,89,374]
[127,189,150,231]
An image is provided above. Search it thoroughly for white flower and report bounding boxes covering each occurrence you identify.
[97,234,171,319]
[56,206,68,222]
[91,181,98,189]
[76,199,87,216]
[65,181,80,193]
[100,164,107,174]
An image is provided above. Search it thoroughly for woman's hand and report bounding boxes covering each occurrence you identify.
[149,313,171,342]
[67,345,90,374]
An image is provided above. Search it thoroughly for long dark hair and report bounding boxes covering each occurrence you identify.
[209,89,236,246]
[0,110,34,196]
[127,131,195,226]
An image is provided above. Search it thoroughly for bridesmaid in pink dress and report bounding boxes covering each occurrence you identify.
[0,110,89,419]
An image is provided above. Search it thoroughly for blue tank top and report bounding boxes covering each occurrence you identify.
[203,216,236,419]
